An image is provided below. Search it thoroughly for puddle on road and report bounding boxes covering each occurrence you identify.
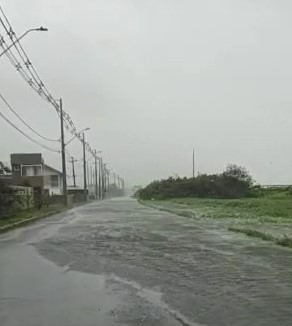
[0,244,200,326]
[0,244,121,326]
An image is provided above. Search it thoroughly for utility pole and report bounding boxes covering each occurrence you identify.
[104,168,107,198]
[99,157,102,199]
[90,164,93,188]
[101,158,105,199]
[113,173,116,187]
[60,98,67,201]
[82,132,87,201]
[192,148,195,178]
[121,178,125,195]
[87,161,90,188]
[117,175,120,190]
[103,163,108,198]
[70,157,77,187]
[94,150,98,199]
[107,170,110,196]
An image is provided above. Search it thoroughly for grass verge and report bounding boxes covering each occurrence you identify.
[140,198,292,248]
[142,197,292,222]
[228,227,292,248]
[0,205,66,233]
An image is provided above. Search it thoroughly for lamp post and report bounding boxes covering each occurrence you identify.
[0,27,48,58]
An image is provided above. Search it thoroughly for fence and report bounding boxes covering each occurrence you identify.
[0,186,34,218]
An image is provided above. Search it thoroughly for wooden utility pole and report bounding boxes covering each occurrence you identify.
[117,175,121,190]
[113,172,116,187]
[94,150,98,199]
[70,157,77,187]
[60,98,67,200]
[192,148,195,178]
[82,132,87,201]
[98,157,102,199]
[107,169,110,196]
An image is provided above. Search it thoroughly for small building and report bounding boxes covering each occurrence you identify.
[10,153,63,195]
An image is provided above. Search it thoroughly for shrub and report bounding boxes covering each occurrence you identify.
[138,164,254,200]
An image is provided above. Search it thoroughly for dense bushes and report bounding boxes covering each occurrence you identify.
[138,164,254,200]
[0,181,17,217]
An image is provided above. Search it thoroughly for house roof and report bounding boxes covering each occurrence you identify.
[44,164,63,175]
[11,153,43,165]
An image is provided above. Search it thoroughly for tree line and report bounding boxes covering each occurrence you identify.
[137,164,255,200]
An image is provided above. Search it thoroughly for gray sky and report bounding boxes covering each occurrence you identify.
[1,0,292,186]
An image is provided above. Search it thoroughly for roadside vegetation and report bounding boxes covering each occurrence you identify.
[0,204,65,230]
[157,195,292,222]
[137,165,292,248]
[138,164,254,200]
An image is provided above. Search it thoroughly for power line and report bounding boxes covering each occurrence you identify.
[0,6,98,157]
[0,109,59,153]
[0,93,59,142]
[0,34,39,92]
[0,9,61,113]
[0,7,55,102]
[0,6,98,158]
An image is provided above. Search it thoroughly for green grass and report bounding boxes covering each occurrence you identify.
[162,197,292,222]
[0,204,65,228]
[140,196,292,248]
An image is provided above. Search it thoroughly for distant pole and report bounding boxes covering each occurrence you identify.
[90,164,93,187]
[82,132,87,201]
[87,161,90,188]
[60,98,67,199]
[113,172,116,187]
[121,178,125,194]
[99,157,102,199]
[101,158,105,199]
[107,170,110,196]
[70,157,76,187]
[94,151,98,199]
[192,148,195,178]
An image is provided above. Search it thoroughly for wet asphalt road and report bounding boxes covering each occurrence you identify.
[0,198,292,326]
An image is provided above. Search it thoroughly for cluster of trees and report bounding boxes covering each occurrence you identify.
[138,164,254,200]
[0,162,11,175]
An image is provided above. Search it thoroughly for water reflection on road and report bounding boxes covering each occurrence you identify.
[0,198,291,326]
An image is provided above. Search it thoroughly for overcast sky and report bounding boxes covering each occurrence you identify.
[1,0,292,186]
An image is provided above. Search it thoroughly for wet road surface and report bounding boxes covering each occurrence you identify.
[0,198,292,326]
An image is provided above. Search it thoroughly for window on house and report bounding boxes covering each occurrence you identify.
[21,165,42,176]
[34,166,41,175]
[51,175,59,187]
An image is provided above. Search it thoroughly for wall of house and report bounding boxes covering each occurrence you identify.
[43,166,62,195]
[9,155,62,196]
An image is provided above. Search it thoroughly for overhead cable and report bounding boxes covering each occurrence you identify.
[0,93,59,142]
[0,109,59,153]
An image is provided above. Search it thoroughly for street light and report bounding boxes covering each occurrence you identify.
[0,27,48,58]
[65,128,90,147]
